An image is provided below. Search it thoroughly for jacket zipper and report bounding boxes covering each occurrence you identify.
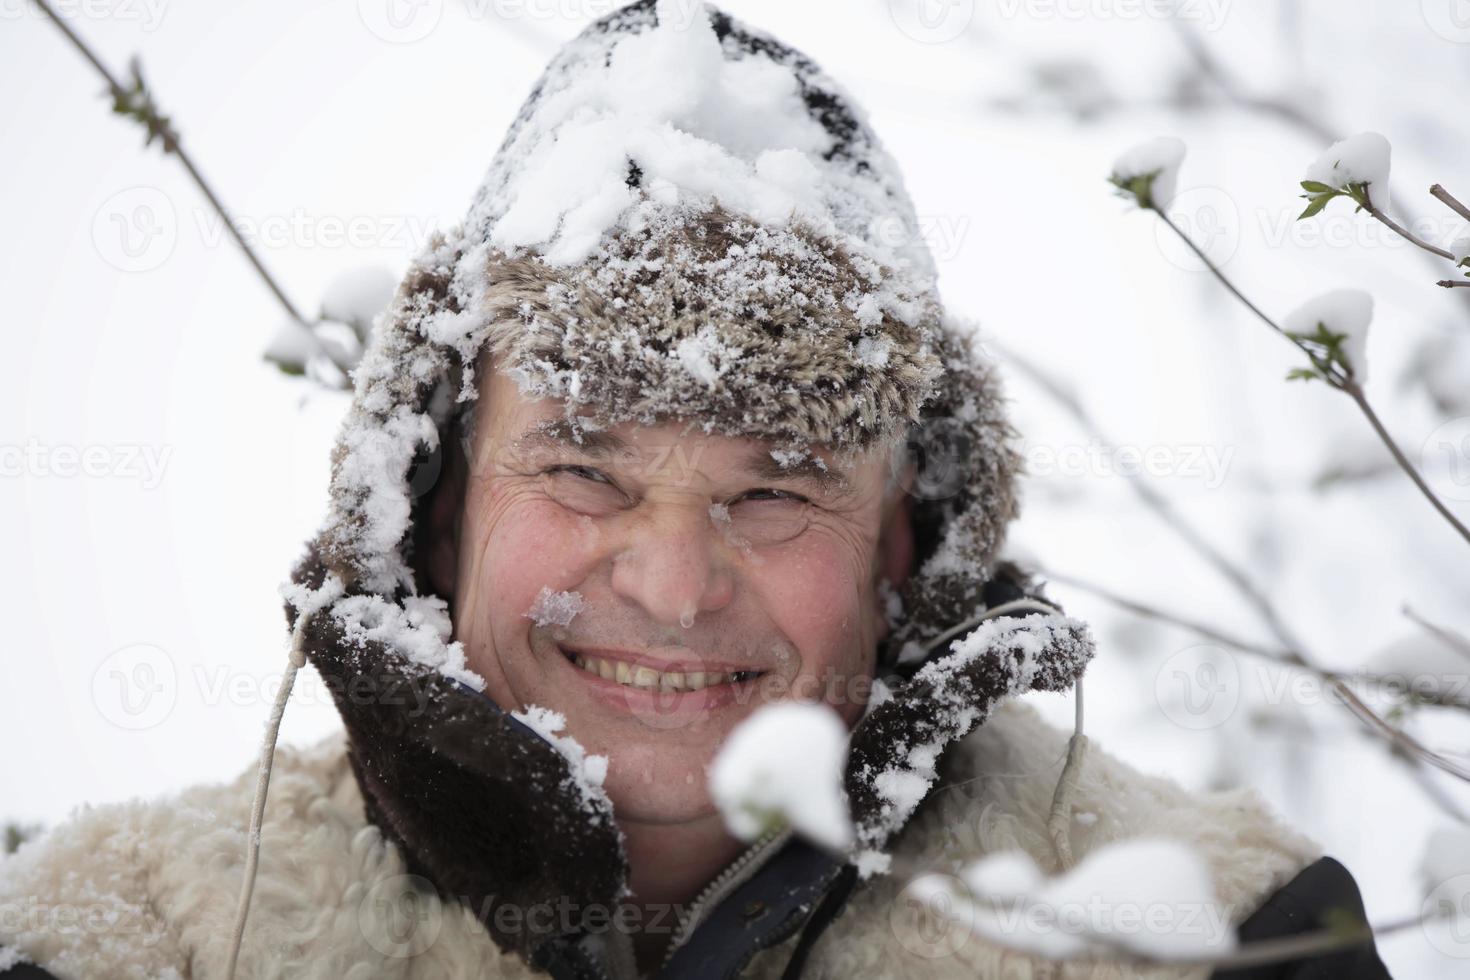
[658,825,791,970]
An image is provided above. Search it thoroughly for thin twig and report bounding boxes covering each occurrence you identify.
[1438,280,1470,289]
[1152,207,1470,548]
[1430,184,1470,224]
[31,0,308,327]
[1363,203,1456,260]
[1048,569,1470,786]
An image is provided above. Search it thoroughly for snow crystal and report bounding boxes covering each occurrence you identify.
[854,335,891,368]
[512,705,613,815]
[710,701,854,852]
[1283,288,1374,382]
[524,586,587,627]
[674,325,740,387]
[1111,137,1186,209]
[854,848,892,880]
[958,838,1234,960]
[1304,132,1391,206]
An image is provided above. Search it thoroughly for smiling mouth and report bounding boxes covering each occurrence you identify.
[558,646,765,693]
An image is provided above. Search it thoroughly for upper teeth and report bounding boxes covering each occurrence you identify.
[570,654,750,691]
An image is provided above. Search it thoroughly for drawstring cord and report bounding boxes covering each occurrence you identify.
[223,608,315,980]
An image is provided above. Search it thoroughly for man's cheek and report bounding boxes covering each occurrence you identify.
[484,501,604,610]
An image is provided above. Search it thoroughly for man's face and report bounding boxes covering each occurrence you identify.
[425,364,914,825]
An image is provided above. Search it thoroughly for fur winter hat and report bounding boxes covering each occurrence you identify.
[306,0,1025,668]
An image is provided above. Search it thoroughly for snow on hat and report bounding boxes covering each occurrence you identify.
[296,0,1023,677]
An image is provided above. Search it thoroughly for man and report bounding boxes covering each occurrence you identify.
[0,1,1388,978]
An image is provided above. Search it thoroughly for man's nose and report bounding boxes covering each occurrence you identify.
[608,502,735,628]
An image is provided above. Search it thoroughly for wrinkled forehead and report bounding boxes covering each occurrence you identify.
[457,357,901,494]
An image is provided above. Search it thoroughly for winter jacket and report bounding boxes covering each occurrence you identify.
[0,2,1393,978]
[0,690,1389,980]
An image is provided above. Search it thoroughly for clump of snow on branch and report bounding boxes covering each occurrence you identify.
[1366,630,1470,703]
[1451,232,1470,267]
[1109,137,1186,210]
[1303,132,1392,208]
[1283,289,1374,382]
[264,265,398,386]
[512,705,612,816]
[524,586,587,627]
[710,701,854,852]
[911,838,1234,960]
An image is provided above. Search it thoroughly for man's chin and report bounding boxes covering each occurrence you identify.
[597,747,725,826]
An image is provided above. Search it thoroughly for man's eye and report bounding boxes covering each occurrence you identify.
[724,488,811,545]
[733,487,808,504]
[541,465,627,514]
[548,464,611,484]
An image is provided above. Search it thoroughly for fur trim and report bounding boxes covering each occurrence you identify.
[0,704,1319,980]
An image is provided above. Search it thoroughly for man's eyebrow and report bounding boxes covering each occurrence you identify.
[510,420,628,457]
[743,449,852,495]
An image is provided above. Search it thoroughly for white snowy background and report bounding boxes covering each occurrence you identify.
[3,1,1469,974]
